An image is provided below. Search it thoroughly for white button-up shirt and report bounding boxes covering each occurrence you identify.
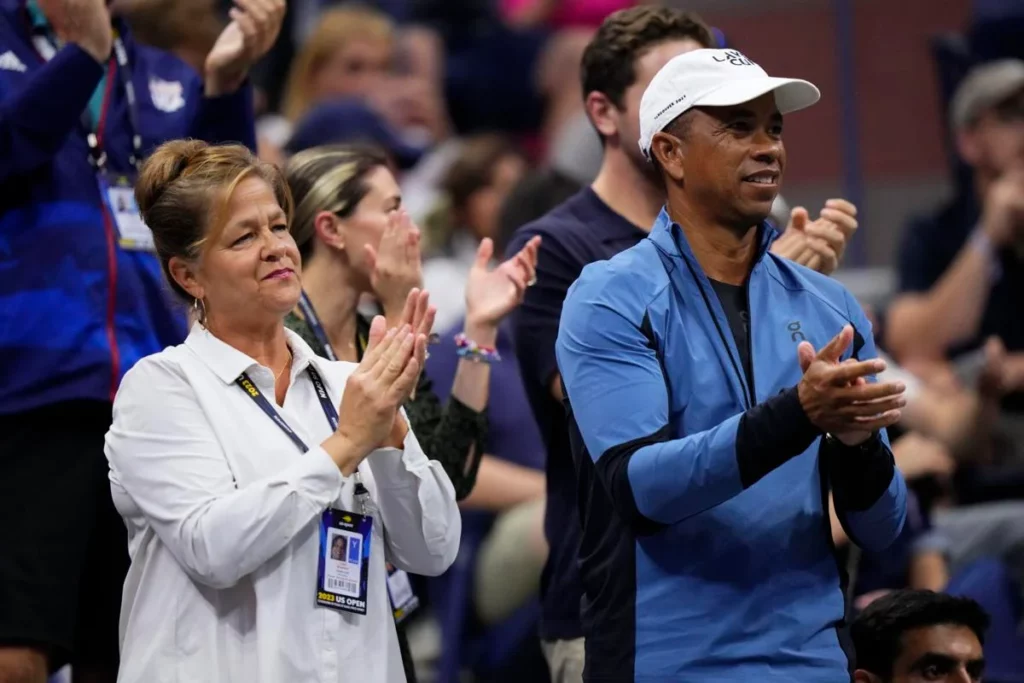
[105,324,461,683]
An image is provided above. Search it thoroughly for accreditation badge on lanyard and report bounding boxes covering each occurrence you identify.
[297,290,420,621]
[235,365,380,616]
[90,34,155,252]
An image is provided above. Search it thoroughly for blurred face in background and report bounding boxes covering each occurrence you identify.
[284,7,396,122]
[311,37,394,102]
[960,89,1024,181]
[463,153,528,241]
[588,37,706,185]
[334,165,402,287]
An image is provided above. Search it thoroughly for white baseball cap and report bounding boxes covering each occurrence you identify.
[638,49,821,158]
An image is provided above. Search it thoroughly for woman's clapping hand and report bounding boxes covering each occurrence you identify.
[333,316,427,463]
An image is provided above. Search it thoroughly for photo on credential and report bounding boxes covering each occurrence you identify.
[331,535,346,561]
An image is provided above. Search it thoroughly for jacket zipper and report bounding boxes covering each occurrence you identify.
[742,281,757,405]
[96,59,121,401]
[680,256,753,410]
[679,232,773,410]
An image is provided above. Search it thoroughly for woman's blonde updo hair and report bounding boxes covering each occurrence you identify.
[284,144,389,263]
[136,139,293,303]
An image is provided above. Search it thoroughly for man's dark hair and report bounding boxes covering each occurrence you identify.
[580,7,714,112]
[851,590,990,679]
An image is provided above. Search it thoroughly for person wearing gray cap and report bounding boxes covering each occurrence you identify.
[886,59,1024,411]
[555,48,908,681]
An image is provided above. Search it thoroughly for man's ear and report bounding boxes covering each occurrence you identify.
[314,211,346,252]
[585,90,620,141]
[853,669,882,683]
[651,131,685,183]
[168,256,203,301]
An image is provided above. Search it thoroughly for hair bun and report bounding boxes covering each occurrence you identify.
[136,139,209,220]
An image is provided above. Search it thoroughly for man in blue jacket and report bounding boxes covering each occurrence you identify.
[0,1,282,681]
[556,48,909,681]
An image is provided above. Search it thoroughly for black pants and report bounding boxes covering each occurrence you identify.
[0,401,126,673]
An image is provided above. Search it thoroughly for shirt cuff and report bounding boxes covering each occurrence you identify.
[826,433,895,511]
[294,446,346,508]
[735,386,821,488]
[367,420,431,490]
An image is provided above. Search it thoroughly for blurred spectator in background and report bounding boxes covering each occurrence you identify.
[887,60,1024,423]
[0,0,281,681]
[501,0,635,30]
[426,319,548,627]
[423,134,529,331]
[284,98,425,169]
[851,591,989,683]
[498,110,602,241]
[111,0,225,73]
[281,6,394,122]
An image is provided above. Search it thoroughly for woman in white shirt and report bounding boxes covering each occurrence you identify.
[105,139,461,683]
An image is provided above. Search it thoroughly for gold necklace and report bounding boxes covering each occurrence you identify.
[274,350,293,382]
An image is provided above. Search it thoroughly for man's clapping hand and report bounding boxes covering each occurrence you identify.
[797,325,906,445]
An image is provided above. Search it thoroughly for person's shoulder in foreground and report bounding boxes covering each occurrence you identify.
[851,590,988,683]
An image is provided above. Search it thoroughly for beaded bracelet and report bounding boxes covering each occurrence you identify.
[454,333,501,364]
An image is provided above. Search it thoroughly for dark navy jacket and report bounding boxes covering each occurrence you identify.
[0,0,255,413]
[556,209,907,681]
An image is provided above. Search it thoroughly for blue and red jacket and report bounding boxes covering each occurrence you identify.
[0,0,255,414]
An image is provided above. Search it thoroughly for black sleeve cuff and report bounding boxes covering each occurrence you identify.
[439,395,489,501]
[736,387,821,488]
[824,432,895,511]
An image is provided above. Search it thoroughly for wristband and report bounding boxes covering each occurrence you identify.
[454,333,501,364]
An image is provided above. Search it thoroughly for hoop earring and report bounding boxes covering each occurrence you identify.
[193,297,207,326]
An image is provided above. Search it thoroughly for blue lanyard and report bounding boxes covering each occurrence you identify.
[235,364,339,453]
[297,291,339,362]
[297,291,368,360]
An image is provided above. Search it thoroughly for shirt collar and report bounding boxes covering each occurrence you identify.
[649,206,779,263]
[184,322,326,385]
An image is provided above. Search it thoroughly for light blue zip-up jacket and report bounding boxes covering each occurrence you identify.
[556,209,907,682]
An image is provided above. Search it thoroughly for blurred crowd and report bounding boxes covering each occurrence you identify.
[4,0,1024,682]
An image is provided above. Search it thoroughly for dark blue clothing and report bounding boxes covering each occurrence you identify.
[556,209,907,681]
[898,193,1024,411]
[505,188,648,641]
[425,319,546,472]
[0,0,256,414]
